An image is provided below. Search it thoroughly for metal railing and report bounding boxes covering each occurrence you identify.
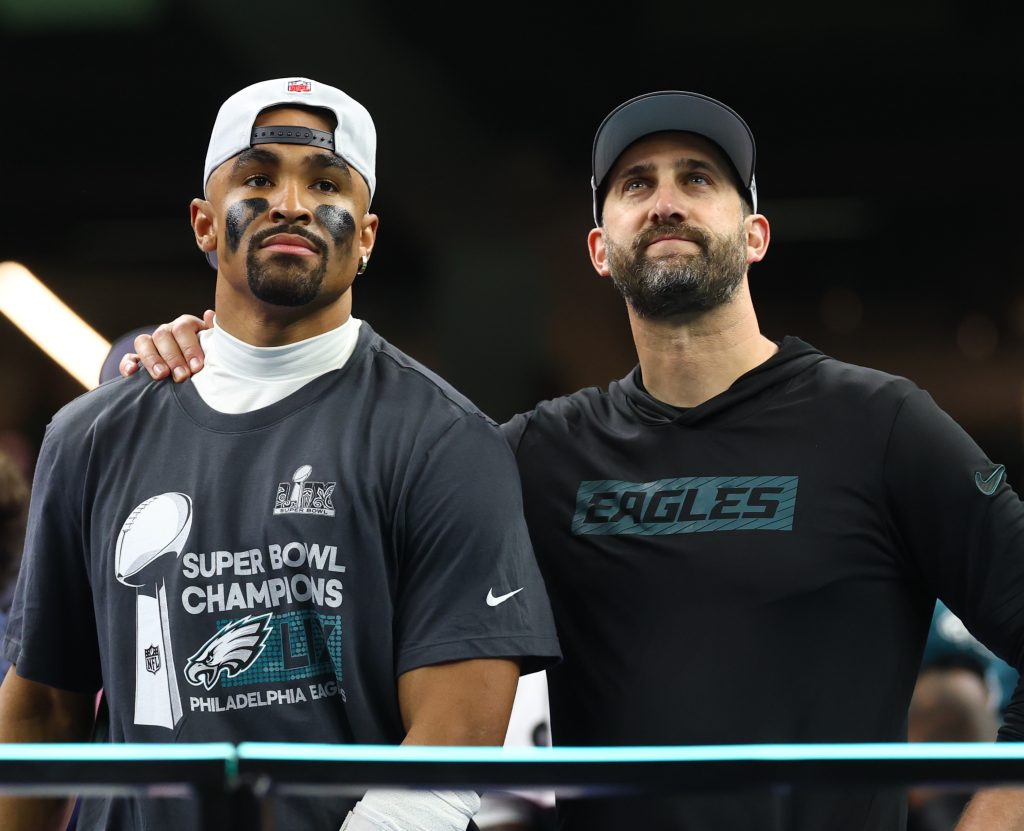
[5,742,1024,830]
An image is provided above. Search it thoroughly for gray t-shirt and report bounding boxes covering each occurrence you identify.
[4,322,560,830]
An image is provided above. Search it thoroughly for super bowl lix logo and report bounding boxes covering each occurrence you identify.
[274,465,336,517]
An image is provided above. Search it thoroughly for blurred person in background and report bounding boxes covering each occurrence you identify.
[907,601,1018,831]
[921,600,1019,719]
[0,447,30,679]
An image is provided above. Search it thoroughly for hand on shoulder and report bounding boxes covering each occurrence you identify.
[120,310,214,382]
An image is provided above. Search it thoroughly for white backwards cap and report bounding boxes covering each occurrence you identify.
[203,76,376,201]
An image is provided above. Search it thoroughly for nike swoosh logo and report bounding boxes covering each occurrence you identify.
[975,464,1006,496]
[486,587,524,607]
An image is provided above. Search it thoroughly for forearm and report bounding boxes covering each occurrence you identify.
[0,794,77,831]
[0,667,96,831]
[399,658,519,748]
[401,717,507,748]
[340,659,519,830]
[0,686,93,743]
[956,787,1024,829]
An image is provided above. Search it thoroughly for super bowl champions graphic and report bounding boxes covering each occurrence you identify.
[116,466,345,730]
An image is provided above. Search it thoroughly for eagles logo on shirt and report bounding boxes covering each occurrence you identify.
[573,476,798,534]
[184,613,273,690]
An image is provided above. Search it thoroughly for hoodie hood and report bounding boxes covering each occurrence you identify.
[612,336,828,427]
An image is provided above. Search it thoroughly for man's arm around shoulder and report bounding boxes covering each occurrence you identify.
[0,666,96,831]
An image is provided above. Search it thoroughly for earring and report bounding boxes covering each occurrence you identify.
[357,255,369,275]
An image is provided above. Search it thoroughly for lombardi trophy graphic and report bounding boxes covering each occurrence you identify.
[290,464,312,507]
[115,492,193,729]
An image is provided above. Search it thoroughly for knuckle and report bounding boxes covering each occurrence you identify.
[171,315,201,334]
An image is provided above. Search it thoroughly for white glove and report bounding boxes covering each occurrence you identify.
[339,807,382,831]
[339,789,481,831]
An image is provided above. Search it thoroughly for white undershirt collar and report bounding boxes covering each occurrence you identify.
[191,316,362,414]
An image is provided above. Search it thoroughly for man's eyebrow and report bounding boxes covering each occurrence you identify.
[229,147,352,181]
[304,153,352,179]
[613,161,655,182]
[613,157,721,183]
[673,157,719,175]
[231,147,280,173]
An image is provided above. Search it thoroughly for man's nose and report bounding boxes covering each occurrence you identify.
[269,180,312,224]
[648,184,686,224]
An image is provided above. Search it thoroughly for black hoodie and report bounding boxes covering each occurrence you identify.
[502,337,1024,831]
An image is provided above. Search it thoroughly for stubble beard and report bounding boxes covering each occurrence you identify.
[605,221,749,319]
[245,228,329,307]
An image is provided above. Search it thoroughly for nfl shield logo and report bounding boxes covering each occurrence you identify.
[145,645,161,674]
[287,79,311,93]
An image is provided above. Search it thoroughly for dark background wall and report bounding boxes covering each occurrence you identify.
[1,0,1022,490]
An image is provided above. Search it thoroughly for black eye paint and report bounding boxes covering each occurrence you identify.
[226,198,268,252]
[315,205,356,248]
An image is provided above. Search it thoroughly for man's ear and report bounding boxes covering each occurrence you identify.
[587,227,612,278]
[359,212,379,263]
[190,198,217,254]
[745,213,770,265]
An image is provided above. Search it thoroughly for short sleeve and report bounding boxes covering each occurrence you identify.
[393,413,560,677]
[3,421,102,693]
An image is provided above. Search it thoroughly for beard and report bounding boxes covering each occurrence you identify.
[605,221,749,319]
[245,226,329,307]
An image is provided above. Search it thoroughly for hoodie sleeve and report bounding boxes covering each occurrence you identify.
[882,386,1024,739]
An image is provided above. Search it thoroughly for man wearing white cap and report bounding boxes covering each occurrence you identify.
[0,77,561,831]
[129,87,1024,830]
